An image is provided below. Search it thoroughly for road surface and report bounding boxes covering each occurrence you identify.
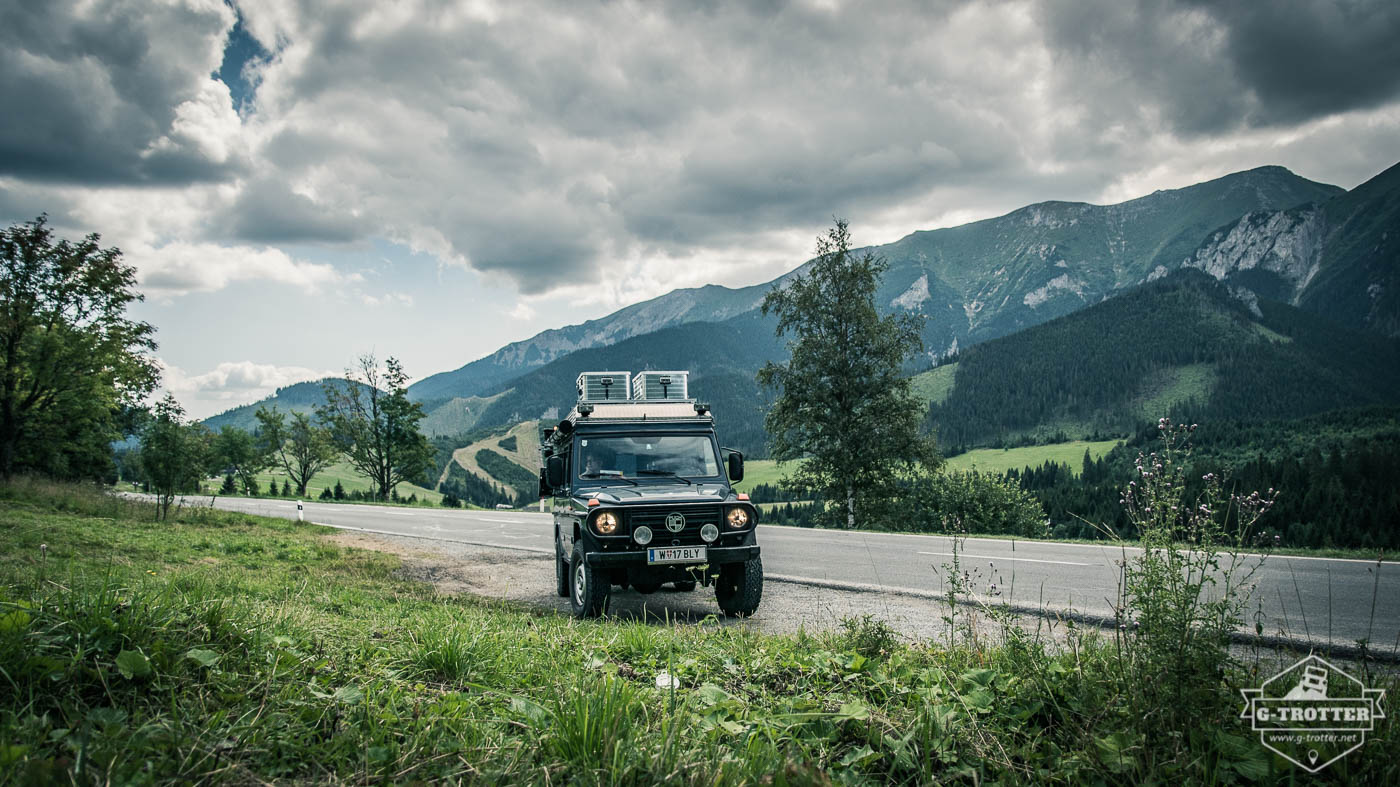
[181,495,1398,651]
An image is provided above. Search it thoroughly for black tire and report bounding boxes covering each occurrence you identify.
[671,580,697,592]
[554,535,570,598]
[716,557,762,617]
[570,546,610,618]
[632,581,661,594]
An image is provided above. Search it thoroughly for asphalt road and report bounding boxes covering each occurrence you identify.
[185,495,1398,650]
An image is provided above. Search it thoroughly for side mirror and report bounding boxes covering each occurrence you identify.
[727,451,744,482]
[546,455,566,489]
[537,469,550,499]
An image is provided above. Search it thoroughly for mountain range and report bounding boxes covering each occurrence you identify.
[407,164,1346,406]
[207,160,1399,459]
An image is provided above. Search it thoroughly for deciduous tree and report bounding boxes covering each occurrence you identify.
[214,425,265,495]
[318,355,432,500]
[140,395,211,520]
[0,216,158,478]
[255,406,336,496]
[757,219,939,529]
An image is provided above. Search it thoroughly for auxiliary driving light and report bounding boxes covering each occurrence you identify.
[700,523,719,543]
[725,507,750,529]
[594,511,619,534]
[633,525,654,545]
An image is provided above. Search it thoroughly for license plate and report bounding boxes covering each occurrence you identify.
[647,546,707,564]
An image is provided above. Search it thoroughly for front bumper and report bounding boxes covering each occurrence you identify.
[586,544,760,567]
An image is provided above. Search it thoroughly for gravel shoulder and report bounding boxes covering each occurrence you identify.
[326,529,1078,645]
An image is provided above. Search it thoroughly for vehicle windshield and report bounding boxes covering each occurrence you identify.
[578,435,720,480]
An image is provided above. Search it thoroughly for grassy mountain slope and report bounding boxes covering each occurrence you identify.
[926,270,1400,448]
[442,420,540,496]
[418,392,507,437]
[1302,160,1400,336]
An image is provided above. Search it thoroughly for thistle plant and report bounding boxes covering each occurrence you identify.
[1116,418,1277,736]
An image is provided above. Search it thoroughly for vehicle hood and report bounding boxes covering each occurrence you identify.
[575,483,734,506]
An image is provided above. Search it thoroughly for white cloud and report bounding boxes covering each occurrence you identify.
[160,359,339,419]
[135,241,357,296]
[360,291,414,307]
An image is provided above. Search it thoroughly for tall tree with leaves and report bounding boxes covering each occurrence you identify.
[318,355,432,500]
[255,406,336,496]
[757,219,939,529]
[214,425,266,495]
[140,395,211,520]
[0,216,158,479]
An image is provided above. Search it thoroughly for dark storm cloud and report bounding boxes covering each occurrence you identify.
[1041,0,1400,134]
[8,0,1397,303]
[0,0,241,184]
[1215,0,1400,124]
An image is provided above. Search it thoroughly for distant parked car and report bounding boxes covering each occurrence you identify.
[494,503,513,510]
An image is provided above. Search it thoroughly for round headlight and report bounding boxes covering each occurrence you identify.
[700,523,719,543]
[633,525,654,545]
[594,511,619,534]
[725,507,750,529]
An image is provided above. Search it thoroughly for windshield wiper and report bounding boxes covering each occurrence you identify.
[580,472,638,486]
[636,470,693,485]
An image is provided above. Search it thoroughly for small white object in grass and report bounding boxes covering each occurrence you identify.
[655,671,680,690]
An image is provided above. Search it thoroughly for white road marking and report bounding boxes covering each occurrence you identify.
[476,517,526,523]
[917,551,1090,567]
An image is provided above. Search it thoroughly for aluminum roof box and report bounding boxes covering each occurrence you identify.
[576,371,631,402]
[630,370,688,401]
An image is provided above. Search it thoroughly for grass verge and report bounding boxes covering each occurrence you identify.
[2,477,1396,784]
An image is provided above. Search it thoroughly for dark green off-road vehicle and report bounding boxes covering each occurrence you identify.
[540,371,762,619]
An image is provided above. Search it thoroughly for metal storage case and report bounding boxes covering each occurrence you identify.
[630,371,688,401]
[576,371,631,401]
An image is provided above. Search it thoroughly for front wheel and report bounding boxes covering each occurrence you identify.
[570,546,610,618]
[716,557,762,617]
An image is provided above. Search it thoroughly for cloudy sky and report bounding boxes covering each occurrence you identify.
[2,0,1398,418]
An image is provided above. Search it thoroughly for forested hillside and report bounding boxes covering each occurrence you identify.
[1014,407,1400,549]
[926,270,1400,449]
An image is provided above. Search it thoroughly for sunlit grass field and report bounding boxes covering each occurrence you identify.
[736,438,1123,495]
[941,439,1123,476]
[247,460,440,502]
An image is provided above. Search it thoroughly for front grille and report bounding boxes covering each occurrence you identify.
[628,506,722,544]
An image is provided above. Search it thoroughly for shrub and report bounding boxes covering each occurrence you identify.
[905,469,1048,537]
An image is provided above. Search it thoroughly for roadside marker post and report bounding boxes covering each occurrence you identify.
[297,501,304,522]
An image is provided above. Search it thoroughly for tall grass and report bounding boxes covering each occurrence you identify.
[1,476,1396,784]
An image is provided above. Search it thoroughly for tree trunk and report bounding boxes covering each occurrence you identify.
[846,484,855,530]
